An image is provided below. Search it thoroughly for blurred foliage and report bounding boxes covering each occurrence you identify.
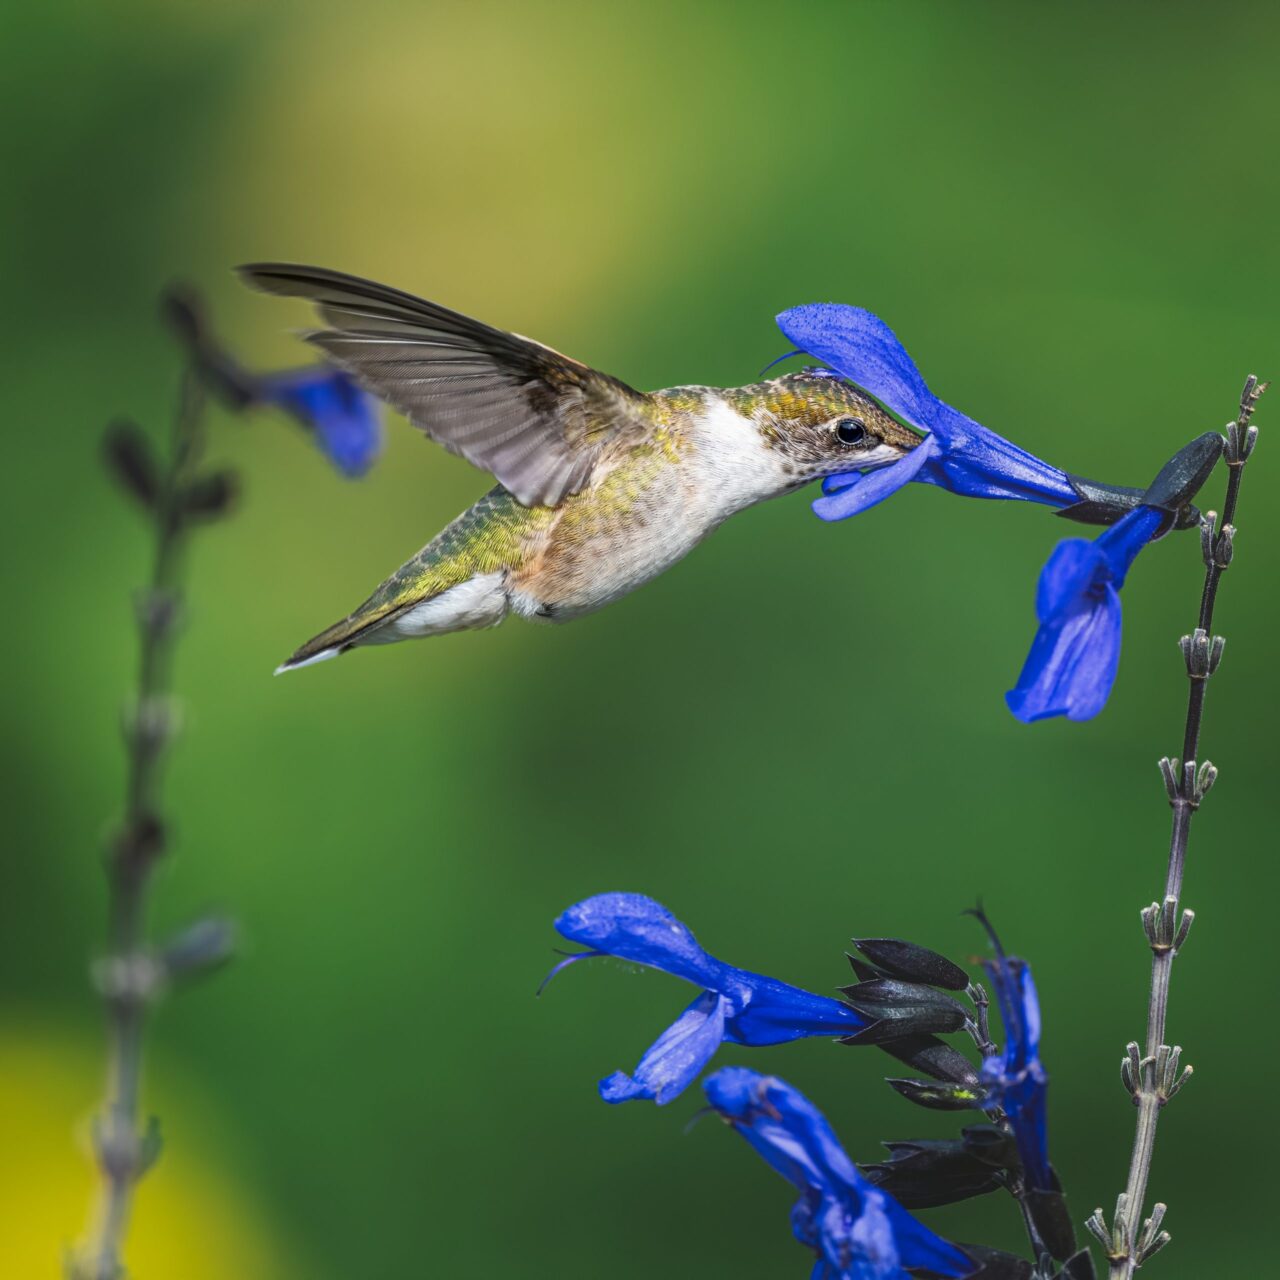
[2,1,1277,1276]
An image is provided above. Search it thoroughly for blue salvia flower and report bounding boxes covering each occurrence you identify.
[258,366,384,478]
[160,289,384,479]
[1006,505,1163,722]
[974,924,1050,1194]
[774,303,1080,521]
[547,893,865,1104]
[704,1067,976,1279]
[775,305,1225,722]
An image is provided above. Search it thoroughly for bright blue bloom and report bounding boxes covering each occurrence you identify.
[978,942,1051,1193]
[550,893,865,1104]
[259,366,383,477]
[705,1068,976,1280]
[775,304,1080,521]
[1006,505,1163,722]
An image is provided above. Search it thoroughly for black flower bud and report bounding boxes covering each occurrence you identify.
[1141,431,1223,528]
[181,470,239,520]
[885,1077,983,1112]
[860,1124,1015,1209]
[1026,1174,1078,1263]
[851,938,970,990]
[103,421,160,510]
[838,978,969,1040]
[877,1033,981,1088]
[160,916,237,982]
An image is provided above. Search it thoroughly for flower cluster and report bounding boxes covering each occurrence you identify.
[545,893,1095,1279]
[775,303,1221,722]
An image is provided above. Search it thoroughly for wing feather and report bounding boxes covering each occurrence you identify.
[239,263,653,506]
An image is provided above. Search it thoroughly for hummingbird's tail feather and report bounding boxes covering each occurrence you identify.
[275,645,344,675]
[274,604,408,674]
[273,486,538,674]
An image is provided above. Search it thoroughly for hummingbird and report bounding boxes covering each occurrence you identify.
[240,264,923,671]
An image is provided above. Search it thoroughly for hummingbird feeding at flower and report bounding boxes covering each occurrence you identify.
[241,264,923,672]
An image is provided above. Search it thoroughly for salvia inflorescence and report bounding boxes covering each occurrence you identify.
[544,894,1093,1279]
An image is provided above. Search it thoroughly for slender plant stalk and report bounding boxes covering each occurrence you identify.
[1088,376,1266,1277]
[80,370,208,1280]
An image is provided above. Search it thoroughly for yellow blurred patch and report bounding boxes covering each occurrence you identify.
[0,1027,299,1280]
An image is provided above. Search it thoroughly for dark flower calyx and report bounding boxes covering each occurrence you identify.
[860,1125,1015,1209]
[1025,1177,1079,1264]
[181,470,238,519]
[838,978,969,1039]
[886,1077,983,1111]
[879,1033,981,1088]
[103,422,160,510]
[1141,431,1223,525]
[851,937,971,990]
[1056,475,1148,527]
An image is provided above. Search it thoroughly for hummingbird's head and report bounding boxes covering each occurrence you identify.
[746,371,923,487]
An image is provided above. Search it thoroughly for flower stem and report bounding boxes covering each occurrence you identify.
[1104,377,1265,1278]
[80,370,207,1280]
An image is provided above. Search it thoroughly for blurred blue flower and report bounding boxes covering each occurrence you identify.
[975,926,1051,1194]
[548,893,865,1104]
[775,303,1079,521]
[705,1067,976,1279]
[259,366,383,477]
[1005,505,1163,722]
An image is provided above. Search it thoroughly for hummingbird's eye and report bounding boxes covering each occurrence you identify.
[834,417,866,446]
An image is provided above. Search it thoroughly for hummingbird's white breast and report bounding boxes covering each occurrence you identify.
[507,393,790,622]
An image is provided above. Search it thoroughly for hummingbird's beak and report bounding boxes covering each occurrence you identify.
[857,440,918,472]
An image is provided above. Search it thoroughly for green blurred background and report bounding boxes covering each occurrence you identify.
[3,1,1277,1275]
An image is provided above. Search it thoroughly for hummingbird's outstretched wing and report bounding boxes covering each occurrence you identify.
[239,263,654,507]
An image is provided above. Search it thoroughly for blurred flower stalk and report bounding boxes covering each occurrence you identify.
[75,294,239,1280]
[74,288,375,1280]
[1086,376,1266,1278]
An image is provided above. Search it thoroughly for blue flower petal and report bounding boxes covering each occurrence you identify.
[978,938,1052,1194]
[812,435,942,521]
[777,304,941,433]
[725,972,864,1045]
[600,990,728,1105]
[1007,506,1163,723]
[555,893,723,988]
[260,366,383,477]
[1035,538,1106,622]
[704,1069,976,1279]
[778,304,1077,509]
[1098,505,1165,587]
[555,896,862,1104]
[918,414,1079,507]
[1006,586,1122,723]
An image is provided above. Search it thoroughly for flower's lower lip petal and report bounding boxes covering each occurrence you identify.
[1006,588,1122,723]
[599,990,729,1105]
[812,436,940,521]
[1034,538,1105,623]
[821,472,861,496]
